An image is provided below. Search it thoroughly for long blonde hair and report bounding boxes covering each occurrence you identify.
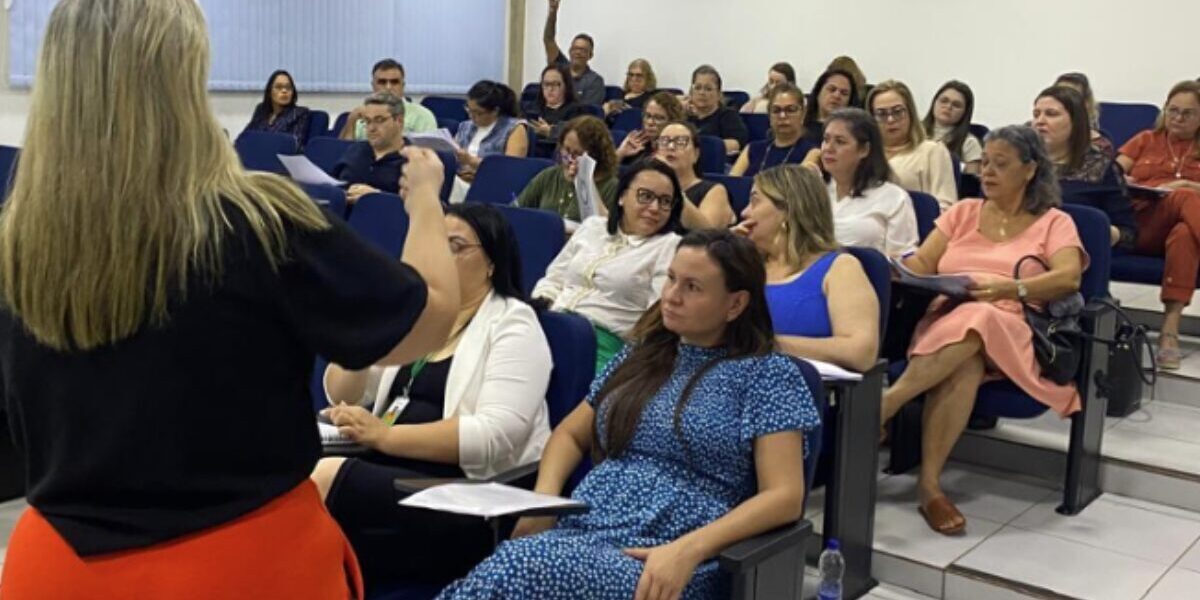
[754,165,838,267]
[0,0,328,351]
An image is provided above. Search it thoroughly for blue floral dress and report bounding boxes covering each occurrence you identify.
[436,343,820,599]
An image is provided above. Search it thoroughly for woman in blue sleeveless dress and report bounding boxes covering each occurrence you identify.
[437,229,821,600]
[736,164,880,372]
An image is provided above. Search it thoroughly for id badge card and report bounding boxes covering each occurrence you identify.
[381,396,410,426]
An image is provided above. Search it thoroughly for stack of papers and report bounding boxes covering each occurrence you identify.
[408,129,462,154]
[573,153,603,220]
[279,154,344,187]
[889,257,973,299]
[400,482,587,519]
[805,359,863,382]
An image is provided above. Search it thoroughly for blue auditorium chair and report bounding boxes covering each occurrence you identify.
[706,174,753,217]
[908,190,941,241]
[578,104,604,118]
[742,114,770,143]
[603,86,623,102]
[463,156,555,205]
[234,131,298,174]
[304,137,354,174]
[436,118,460,134]
[305,110,330,145]
[611,108,643,133]
[301,183,347,219]
[1098,102,1160,150]
[495,206,566,295]
[723,90,750,109]
[968,123,990,142]
[697,135,727,175]
[330,111,350,137]
[0,145,18,202]
[610,129,628,149]
[346,193,409,258]
[420,96,469,123]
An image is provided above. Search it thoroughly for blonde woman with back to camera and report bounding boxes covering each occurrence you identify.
[0,0,461,596]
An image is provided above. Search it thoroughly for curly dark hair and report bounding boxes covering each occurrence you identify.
[559,115,618,181]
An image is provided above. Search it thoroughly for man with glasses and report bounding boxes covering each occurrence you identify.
[332,92,409,205]
[543,0,605,106]
[339,59,436,140]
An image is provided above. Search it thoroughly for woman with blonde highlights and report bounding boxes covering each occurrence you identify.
[0,0,460,596]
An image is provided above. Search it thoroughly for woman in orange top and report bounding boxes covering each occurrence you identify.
[1116,81,1200,369]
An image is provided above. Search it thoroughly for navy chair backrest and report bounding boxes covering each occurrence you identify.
[1058,202,1112,301]
[0,145,19,202]
[434,150,458,202]
[495,205,567,295]
[346,193,409,257]
[304,137,354,174]
[1098,102,1160,150]
[420,96,469,123]
[234,131,298,174]
[305,111,330,145]
[844,246,891,337]
[659,87,684,96]
[330,112,350,137]
[537,311,597,427]
[908,190,940,242]
[743,114,770,143]
[788,357,825,500]
[301,183,347,219]
[464,156,555,205]
[604,86,624,102]
[437,118,460,134]
[697,135,726,175]
[724,90,751,110]
[610,129,628,149]
[521,83,541,107]
[578,104,604,118]
[706,174,753,217]
[611,109,643,133]
[969,123,990,142]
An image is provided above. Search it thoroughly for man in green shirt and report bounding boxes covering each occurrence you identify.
[339,59,436,139]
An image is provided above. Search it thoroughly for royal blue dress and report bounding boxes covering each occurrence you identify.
[436,343,820,599]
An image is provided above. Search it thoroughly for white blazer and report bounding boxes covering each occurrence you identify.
[326,292,552,480]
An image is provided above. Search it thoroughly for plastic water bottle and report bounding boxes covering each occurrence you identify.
[817,538,844,600]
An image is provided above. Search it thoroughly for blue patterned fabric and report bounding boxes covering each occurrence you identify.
[436,343,820,599]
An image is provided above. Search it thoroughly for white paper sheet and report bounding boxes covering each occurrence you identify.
[407,128,462,154]
[278,154,345,186]
[573,153,603,220]
[804,358,863,382]
[318,421,356,445]
[399,482,587,518]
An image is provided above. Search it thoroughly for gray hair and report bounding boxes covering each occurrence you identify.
[983,125,1061,215]
[364,91,405,119]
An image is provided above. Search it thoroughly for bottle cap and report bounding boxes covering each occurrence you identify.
[826,538,840,551]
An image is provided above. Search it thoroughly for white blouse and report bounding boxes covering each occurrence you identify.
[888,139,959,211]
[932,124,983,163]
[827,180,919,256]
[533,216,680,337]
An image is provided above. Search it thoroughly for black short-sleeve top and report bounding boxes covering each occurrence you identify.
[0,202,427,556]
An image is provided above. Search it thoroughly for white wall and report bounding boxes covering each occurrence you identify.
[523,0,1198,128]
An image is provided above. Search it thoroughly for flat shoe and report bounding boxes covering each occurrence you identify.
[919,496,966,536]
[1157,346,1181,370]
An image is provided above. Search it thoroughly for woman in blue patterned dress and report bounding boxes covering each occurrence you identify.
[437,229,821,600]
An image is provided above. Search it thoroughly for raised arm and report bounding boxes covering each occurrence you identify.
[542,0,564,65]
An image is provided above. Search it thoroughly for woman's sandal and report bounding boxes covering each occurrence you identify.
[1158,332,1182,371]
[918,496,966,536]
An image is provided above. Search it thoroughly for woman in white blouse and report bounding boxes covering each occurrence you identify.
[868,80,959,211]
[533,159,684,372]
[821,108,919,256]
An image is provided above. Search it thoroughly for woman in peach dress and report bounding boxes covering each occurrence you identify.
[881,126,1088,536]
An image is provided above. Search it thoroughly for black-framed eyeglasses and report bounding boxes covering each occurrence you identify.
[634,187,674,209]
[655,136,692,149]
[770,105,802,117]
[872,106,909,122]
[558,149,584,164]
[643,113,669,124]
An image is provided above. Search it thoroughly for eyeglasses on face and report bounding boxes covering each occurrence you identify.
[770,105,802,117]
[655,136,692,149]
[542,80,564,89]
[936,96,965,110]
[1166,107,1199,121]
[558,148,585,163]
[873,106,909,122]
[643,113,669,124]
[691,84,718,93]
[634,187,674,209]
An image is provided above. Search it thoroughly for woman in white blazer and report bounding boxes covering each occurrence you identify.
[311,203,553,588]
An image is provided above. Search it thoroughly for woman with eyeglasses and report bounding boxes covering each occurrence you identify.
[516,116,619,222]
[685,65,749,156]
[528,64,588,144]
[868,80,959,211]
[312,203,552,590]
[242,70,312,150]
[1115,81,1200,369]
[922,80,983,176]
[741,62,796,114]
[802,69,860,148]
[604,59,657,118]
[616,91,686,167]
[731,83,821,177]
[532,160,684,372]
[451,80,530,202]
[655,121,737,230]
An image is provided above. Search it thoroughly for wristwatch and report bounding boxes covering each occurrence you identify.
[1016,280,1028,300]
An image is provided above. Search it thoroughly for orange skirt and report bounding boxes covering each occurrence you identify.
[0,480,363,600]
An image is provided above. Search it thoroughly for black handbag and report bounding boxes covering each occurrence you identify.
[1086,298,1157,417]
[1014,255,1084,385]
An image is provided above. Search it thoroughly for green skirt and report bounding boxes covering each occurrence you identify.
[593,324,625,375]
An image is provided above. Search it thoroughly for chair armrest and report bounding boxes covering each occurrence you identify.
[718,520,813,573]
[485,462,541,486]
[392,462,542,497]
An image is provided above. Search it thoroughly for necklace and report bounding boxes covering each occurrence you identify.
[758,140,800,174]
[1167,136,1196,179]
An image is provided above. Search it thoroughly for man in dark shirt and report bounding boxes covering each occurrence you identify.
[332,91,407,204]
[543,0,604,106]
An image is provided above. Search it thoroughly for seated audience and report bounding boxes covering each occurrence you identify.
[528,64,588,143]
[737,164,880,372]
[543,0,605,106]
[883,126,1087,535]
[923,80,983,175]
[604,58,656,118]
[731,83,821,177]
[338,58,436,139]
[1115,81,1200,369]
[1054,72,1114,156]
[803,69,860,147]
[821,108,919,255]
[437,229,820,600]
[828,55,869,102]
[616,91,685,166]
[1033,86,1135,248]
[532,159,683,372]
[517,115,619,221]
[312,203,552,589]
[655,122,737,229]
[242,69,311,150]
[450,81,530,202]
[331,92,407,204]
[869,80,959,210]
[741,62,796,114]
[686,65,750,155]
